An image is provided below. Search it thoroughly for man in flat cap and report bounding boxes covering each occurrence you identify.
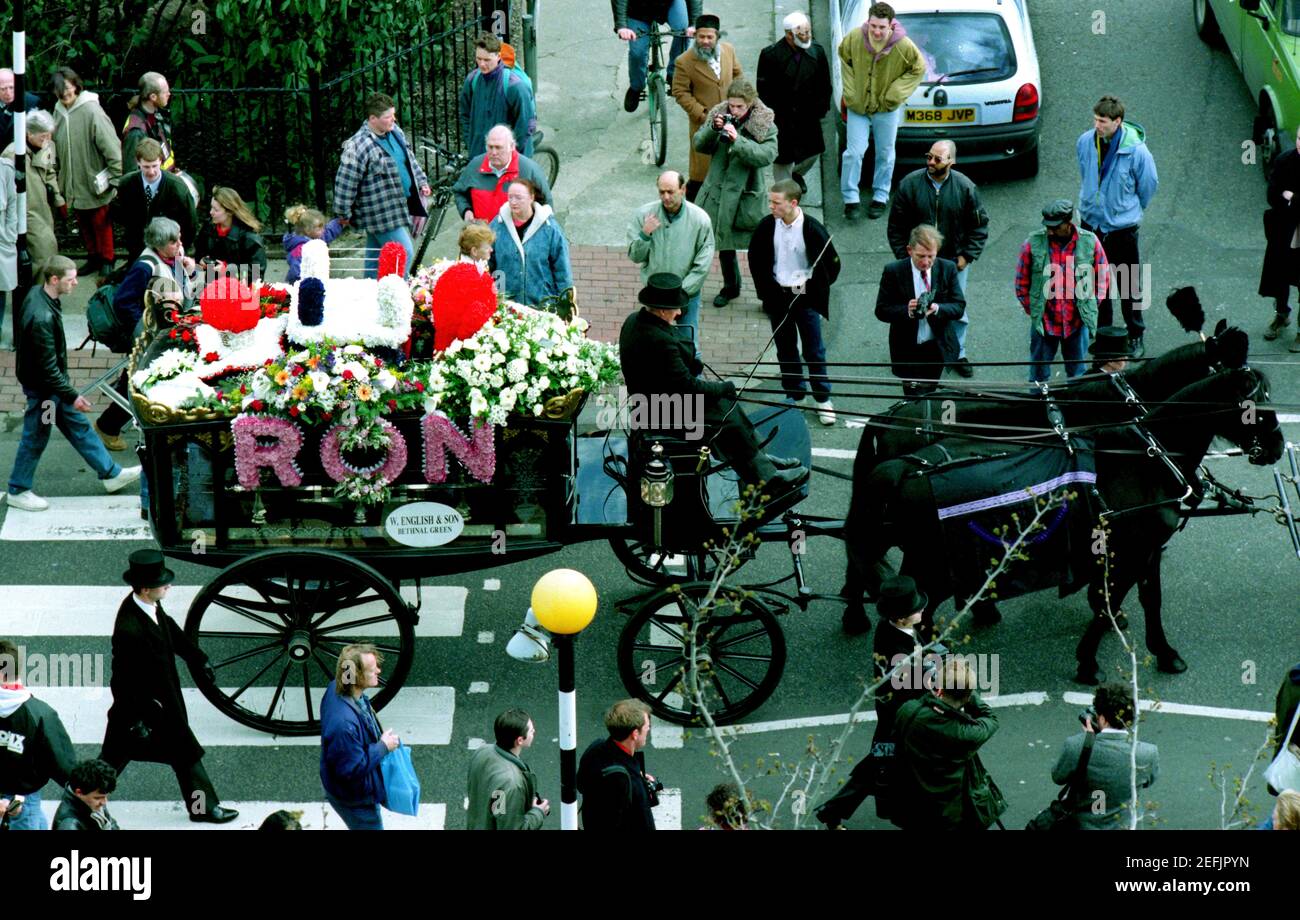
[1014,198,1110,383]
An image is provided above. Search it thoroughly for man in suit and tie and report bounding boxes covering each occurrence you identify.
[100,550,238,824]
[113,137,196,265]
[1053,682,1159,829]
[875,223,965,397]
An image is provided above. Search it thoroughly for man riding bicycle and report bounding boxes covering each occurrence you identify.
[612,0,699,112]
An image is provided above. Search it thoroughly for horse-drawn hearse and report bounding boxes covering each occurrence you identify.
[126,251,1300,732]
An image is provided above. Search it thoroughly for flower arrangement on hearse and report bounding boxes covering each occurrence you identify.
[128,239,620,508]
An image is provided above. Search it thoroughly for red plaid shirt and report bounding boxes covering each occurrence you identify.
[1015,229,1109,337]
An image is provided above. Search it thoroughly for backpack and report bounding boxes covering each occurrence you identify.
[84,282,132,354]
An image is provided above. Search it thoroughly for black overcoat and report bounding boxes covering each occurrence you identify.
[101,595,209,766]
[1259,148,1300,298]
[875,257,965,379]
[114,169,198,262]
[747,212,841,317]
[755,39,832,166]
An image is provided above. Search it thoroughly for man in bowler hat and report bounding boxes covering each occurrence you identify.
[816,575,928,828]
[100,550,239,823]
[618,272,808,504]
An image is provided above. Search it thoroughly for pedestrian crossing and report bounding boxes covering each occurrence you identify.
[39,799,448,830]
[37,686,456,746]
[0,585,468,637]
[0,495,152,541]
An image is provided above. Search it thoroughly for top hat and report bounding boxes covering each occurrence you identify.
[639,272,689,310]
[122,549,176,590]
[1089,326,1133,360]
[1041,198,1075,226]
[696,13,721,31]
[876,575,928,622]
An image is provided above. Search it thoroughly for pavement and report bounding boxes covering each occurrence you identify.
[1,0,1298,834]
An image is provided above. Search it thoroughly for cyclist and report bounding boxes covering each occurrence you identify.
[612,0,699,113]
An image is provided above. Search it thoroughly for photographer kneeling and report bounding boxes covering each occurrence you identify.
[1051,682,1159,829]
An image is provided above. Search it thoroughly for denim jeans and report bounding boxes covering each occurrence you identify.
[626,2,690,91]
[952,264,970,358]
[677,293,702,360]
[326,793,385,830]
[0,790,46,830]
[9,390,120,494]
[769,301,831,402]
[1028,324,1090,383]
[365,226,415,279]
[841,107,903,205]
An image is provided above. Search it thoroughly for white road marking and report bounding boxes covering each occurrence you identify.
[811,448,857,460]
[1,496,151,541]
[658,692,1051,742]
[38,799,446,830]
[477,631,495,643]
[468,681,489,694]
[846,419,867,429]
[467,737,487,750]
[37,685,455,746]
[483,579,501,591]
[652,723,684,749]
[657,788,682,830]
[1278,414,1300,424]
[1059,692,1272,722]
[0,585,466,637]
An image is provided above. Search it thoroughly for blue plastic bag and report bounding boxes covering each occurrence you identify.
[380,743,421,817]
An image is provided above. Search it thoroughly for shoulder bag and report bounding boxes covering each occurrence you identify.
[1026,731,1096,831]
[1265,702,1300,795]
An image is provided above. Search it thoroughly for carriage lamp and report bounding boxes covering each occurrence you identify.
[640,443,674,546]
[522,568,599,831]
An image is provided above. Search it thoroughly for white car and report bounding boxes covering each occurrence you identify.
[830,0,1043,176]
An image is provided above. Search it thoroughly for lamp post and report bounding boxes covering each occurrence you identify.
[526,568,597,830]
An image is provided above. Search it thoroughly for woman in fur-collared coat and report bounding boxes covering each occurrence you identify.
[691,79,777,306]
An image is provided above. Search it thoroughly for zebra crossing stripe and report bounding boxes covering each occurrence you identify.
[658,788,682,830]
[36,685,455,746]
[0,585,467,637]
[0,496,152,541]
[38,799,447,830]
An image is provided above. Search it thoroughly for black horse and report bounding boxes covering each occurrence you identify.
[844,367,1284,683]
[842,328,1251,626]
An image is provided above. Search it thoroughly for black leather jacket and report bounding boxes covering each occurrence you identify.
[15,287,79,403]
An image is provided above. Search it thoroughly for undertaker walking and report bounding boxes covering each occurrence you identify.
[100,550,238,823]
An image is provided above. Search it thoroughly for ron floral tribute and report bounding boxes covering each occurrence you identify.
[130,239,620,507]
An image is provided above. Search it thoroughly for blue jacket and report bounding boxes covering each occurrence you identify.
[1076,121,1158,233]
[488,202,573,307]
[319,681,387,807]
[283,218,346,283]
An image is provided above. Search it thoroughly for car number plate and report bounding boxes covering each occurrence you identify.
[905,107,976,124]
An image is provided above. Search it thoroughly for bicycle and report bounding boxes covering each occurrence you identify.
[634,25,692,167]
[531,129,561,190]
[411,137,471,270]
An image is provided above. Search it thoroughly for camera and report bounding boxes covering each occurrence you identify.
[1078,705,1098,727]
[646,776,664,807]
[911,288,935,318]
[715,113,736,131]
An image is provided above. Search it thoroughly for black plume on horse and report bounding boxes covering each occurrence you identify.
[843,366,1283,684]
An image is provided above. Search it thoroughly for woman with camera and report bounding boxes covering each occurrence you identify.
[692,78,777,307]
